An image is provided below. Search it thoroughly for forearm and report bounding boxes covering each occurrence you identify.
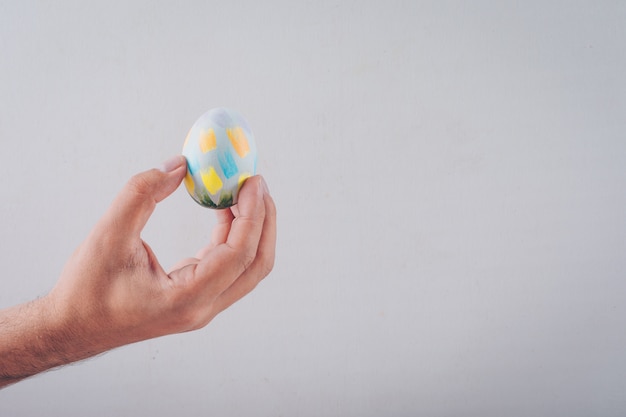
[0,296,103,388]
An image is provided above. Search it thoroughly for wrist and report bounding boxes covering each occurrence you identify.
[0,296,90,387]
[44,291,118,362]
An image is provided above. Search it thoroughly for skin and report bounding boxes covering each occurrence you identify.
[0,155,276,388]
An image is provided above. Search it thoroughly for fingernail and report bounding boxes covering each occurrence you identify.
[260,176,270,195]
[160,155,185,172]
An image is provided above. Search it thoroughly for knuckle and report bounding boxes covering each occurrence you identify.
[126,172,154,197]
[238,249,256,273]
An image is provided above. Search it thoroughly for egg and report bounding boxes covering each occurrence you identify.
[182,108,257,209]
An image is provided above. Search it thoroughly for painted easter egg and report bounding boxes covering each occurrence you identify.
[182,108,257,209]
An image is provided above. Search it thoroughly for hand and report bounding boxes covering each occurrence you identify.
[46,156,276,358]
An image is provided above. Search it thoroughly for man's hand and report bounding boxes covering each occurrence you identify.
[0,156,276,387]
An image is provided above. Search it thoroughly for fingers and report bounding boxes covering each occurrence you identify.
[166,175,276,330]
[99,156,187,239]
[194,176,267,286]
[213,185,276,312]
[225,177,267,256]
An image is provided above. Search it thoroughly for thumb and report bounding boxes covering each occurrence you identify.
[100,155,187,238]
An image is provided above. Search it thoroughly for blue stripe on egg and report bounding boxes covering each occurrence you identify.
[218,148,239,179]
[186,154,202,175]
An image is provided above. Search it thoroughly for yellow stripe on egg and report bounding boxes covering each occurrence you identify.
[183,171,195,194]
[201,166,223,195]
[238,172,251,190]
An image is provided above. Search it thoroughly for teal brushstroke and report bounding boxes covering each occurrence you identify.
[218,149,238,179]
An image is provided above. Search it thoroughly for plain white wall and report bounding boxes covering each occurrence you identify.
[1,1,625,415]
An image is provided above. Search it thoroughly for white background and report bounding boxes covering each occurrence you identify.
[1,1,625,415]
